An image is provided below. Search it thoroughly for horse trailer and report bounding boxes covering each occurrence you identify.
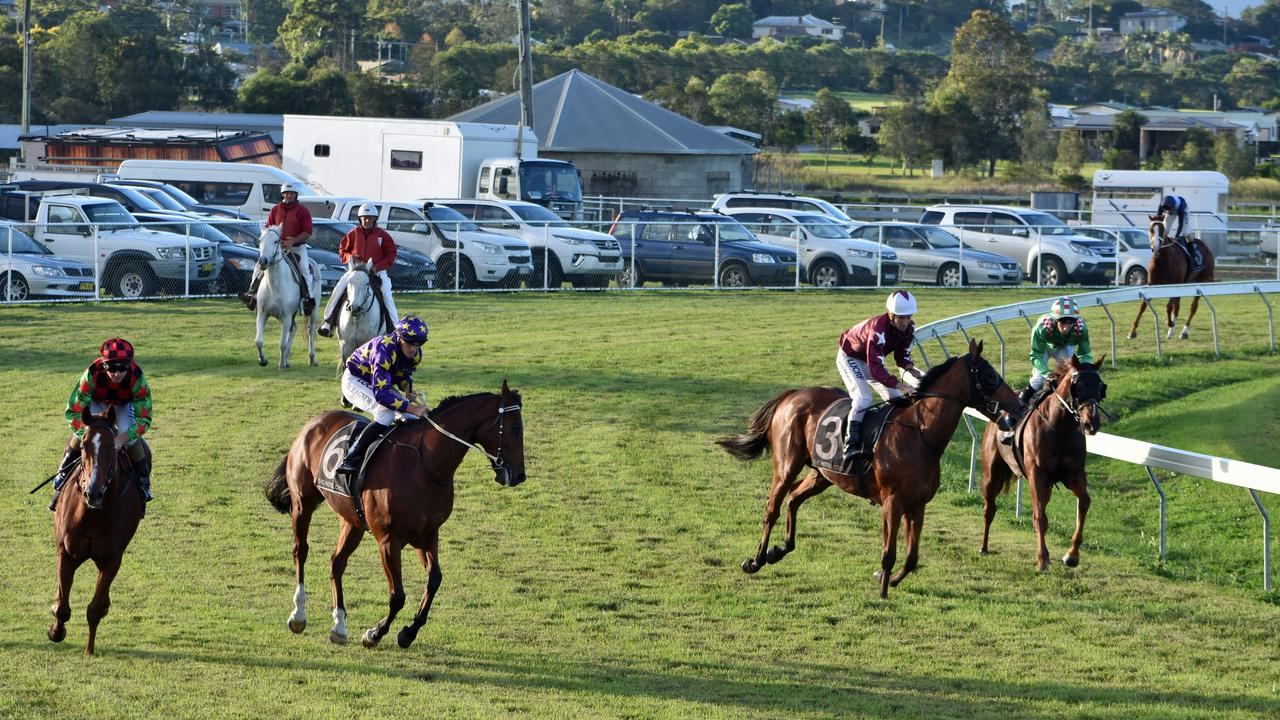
[1091,170,1229,256]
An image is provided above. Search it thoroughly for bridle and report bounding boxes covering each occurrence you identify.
[423,398,523,484]
[79,428,118,508]
[1149,219,1174,252]
[345,270,377,317]
[1052,367,1106,430]
[913,355,1009,423]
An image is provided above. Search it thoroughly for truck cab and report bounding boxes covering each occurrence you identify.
[477,159,583,220]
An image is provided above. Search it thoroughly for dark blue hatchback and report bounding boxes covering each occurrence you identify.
[607,210,797,287]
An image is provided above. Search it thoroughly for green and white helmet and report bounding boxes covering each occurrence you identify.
[1050,296,1080,320]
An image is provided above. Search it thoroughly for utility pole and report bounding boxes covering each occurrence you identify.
[516,0,535,158]
[20,0,31,148]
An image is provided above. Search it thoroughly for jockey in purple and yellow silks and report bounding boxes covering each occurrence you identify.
[50,338,154,510]
[337,315,429,475]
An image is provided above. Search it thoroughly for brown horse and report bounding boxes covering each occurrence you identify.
[48,406,147,655]
[263,382,525,649]
[980,356,1106,571]
[717,340,1021,598]
[1127,216,1216,341]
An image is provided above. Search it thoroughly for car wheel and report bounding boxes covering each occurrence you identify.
[1125,266,1147,286]
[438,255,478,290]
[615,263,643,288]
[112,266,157,298]
[532,258,564,289]
[208,269,233,296]
[937,263,965,287]
[0,272,30,301]
[1037,257,1066,287]
[809,259,845,288]
[718,262,751,288]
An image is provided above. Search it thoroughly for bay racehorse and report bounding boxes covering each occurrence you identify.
[254,226,319,369]
[717,340,1021,598]
[980,355,1106,571]
[263,382,526,648]
[1127,216,1216,341]
[48,406,147,654]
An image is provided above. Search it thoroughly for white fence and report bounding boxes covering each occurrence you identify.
[915,283,1280,591]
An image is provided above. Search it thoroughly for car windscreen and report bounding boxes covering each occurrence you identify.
[155,184,202,207]
[426,206,481,232]
[1,227,48,254]
[809,199,854,223]
[132,187,188,212]
[84,202,138,227]
[1019,211,1074,236]
[919,226,961,248]
[1120,229,1147,250]
[519,163,582,202]
[791,214,849,239]
[701,216,756,242]
[509,204,569,227]
[112,186,165,211]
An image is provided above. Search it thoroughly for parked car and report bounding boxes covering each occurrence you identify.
[1072,225,1154,286]
[919,204,1116,286]
[720,208,899,287]
[5,179,188,219]
[306,219,436,291]
[710,190,860,229]
[0,223,96,301]
[847,222,1022,286]
[607,210,797,287]
[105,178,249,219]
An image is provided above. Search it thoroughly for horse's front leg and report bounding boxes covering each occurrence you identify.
[305,305,318,367]
[255,308,269,367]
[1165,298,1180,340]
[742,457,801,574]
[48,548,81,643]
[397,538,442,649]
[889,505,925,588]
[1127,298,1149,340]
[287,501,317,634]
[1179,295,1201,339]
[769,470,831,566]
[1029,475,1053,572]
[328,520,365,644]
[84,554,123,656]
[362,538,406,648]
[878,494,902,598]
[1062,475,1091,568]
[279,314,295,369]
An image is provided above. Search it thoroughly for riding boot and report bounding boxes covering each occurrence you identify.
[133,456,153,502]
[337,422,389,476]
[842,420,863,463]
[48,444,80,511]
[301,292,316,316]
[1019,385,1036,406]
[238,275,260,310]
[318,304,341,338]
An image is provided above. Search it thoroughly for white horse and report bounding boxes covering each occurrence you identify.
[254,227,318,369]
[337,260,384,370]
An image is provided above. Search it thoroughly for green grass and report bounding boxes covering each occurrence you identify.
[2,290,1279,719]
[784,90,898,113]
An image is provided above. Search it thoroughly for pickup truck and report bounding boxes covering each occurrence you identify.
[300,196,531,289]
[0,192,221,297]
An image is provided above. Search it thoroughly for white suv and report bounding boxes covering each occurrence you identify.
[442,199,622,288]
[720,207,899,287]
[919,204,1116,286]
[710,191,859,228]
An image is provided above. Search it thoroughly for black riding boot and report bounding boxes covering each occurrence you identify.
[842,420,863,463]
[1019,385,1036,406]
[318,303,341,338]
[337,422,389,475]
[133,456,153,502]
[239,275,261,310]
[48,444,80,511]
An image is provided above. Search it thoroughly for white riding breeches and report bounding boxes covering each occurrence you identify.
[88,400,136,448]
[1030,345,1077,391]
[341,370,419,426]
[323,269,397,323]
[837,349,902,424]
[252,245,317,296]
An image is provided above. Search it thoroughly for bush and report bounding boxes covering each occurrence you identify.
[1102,148,1139,170]
[1057,172,1088,192]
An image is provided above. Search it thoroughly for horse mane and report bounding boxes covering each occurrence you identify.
[915,356,959,392]
[431,389,522,415]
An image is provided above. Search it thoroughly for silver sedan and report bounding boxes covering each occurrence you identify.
[0,227,97,301]
[849,222,1022,286]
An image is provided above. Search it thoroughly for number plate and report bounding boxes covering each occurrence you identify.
[1103,268,1115,277]
[78,282,94,291]
[200,262,215,273]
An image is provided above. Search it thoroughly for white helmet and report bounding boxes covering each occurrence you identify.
[280,182,298,194]
[886,290,917,316]
[357,203,379,218]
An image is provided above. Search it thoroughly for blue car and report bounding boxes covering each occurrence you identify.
[607,210,797,287]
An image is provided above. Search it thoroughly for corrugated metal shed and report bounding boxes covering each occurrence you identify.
[107,111,284,145]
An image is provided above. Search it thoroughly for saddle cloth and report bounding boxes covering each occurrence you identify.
[316,419,399,529]
[1177,238,1206,279]
[810,396,896,476]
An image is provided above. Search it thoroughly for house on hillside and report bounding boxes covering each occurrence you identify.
[752,15,845,42]
[1119,9,1186,35]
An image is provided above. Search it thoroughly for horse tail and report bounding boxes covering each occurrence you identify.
[263,456,291,514]
[716,389,795,461]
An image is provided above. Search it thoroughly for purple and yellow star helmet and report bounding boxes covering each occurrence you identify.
[394,316,429,346]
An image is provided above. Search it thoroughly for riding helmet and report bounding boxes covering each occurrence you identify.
[1050,297,1080,320]
[885,290,917,316]
[280,182,298,194]
[357,204,379,218]
[99,338,134,361]
[394,316,429,346]
[1161,195,1176,211]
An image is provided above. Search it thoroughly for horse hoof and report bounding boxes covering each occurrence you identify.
[765,546,786,564]
[979,548,989,556]
[48,625,65,643]
[287,618,306,634]
[396,626,418,649]
[1063,554,1080,568]
[873,569,884,579]
[329,630,347,645]
[1180,331,1189,340]
[1126,332,1136,340]
[258,359,268,367]
[361,628,380,648]
[741,558,760,574]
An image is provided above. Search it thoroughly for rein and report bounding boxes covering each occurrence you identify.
[423,401,522,472]
[346,276,377,316]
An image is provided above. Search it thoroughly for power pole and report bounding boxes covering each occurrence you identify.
[20,0,31,142]
[516,0,535,158]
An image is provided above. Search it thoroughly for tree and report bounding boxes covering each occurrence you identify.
[840,123,876,163]
[243,0,290,44]
[1011,92,1055,180]
[805,89,856,171]
[1102,148,1139,170]
[772,109,807,152]
[1056,129,1088,175]
[708,70,778,140]
[179,46,239,111]
[710,3,754,40]
[878,95,929,176]
[932,10,1037,176]
[1111,109,1148,154]
[1213,133,1255,179]
[277,0,368,67]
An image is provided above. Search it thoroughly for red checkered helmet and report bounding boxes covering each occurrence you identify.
[1050,297,1080,321]
[100,338,134,361]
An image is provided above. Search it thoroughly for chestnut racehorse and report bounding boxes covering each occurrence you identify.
[980,356,1106,571]
[48,406,147,655]
[264,382,525,648]
[717,340,1021,598]
[1127,216,1215,341]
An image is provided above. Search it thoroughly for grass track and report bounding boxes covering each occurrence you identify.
[1,289,1278,719]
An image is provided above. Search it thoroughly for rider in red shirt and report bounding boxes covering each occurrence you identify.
[240,183,316,313]
[836,291,924,462]
[319,204,399,337]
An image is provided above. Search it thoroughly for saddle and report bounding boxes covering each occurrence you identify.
[811,396,901,490]
[1174,237,1206,280]
[999,389,1052,479]
[316,419,401,531]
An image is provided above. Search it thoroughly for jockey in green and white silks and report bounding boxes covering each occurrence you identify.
[1026,296,1093,401]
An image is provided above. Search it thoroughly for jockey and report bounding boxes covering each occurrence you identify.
[1156,194,1198,262]
[337,315,430,475]
[319,204,399,338]
[49,338,154,510]
[836,290,924,463]
[240,182,316,313]
[1025,296,1093,404]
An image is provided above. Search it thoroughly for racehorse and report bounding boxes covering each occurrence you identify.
[263,382,526,648]
[336,261,384,369]
[717,340,1021,598]
[1127,216,1216,341]
[979,355,1106,571]
[48,406,146,655]
[254,227,318,369]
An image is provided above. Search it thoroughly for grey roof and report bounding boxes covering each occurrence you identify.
[106,111,283,145]
[449,69,756,156]
[755,15,843,29]
[0,124,113,151]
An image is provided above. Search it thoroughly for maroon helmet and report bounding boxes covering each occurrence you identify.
[99,338,134,362]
